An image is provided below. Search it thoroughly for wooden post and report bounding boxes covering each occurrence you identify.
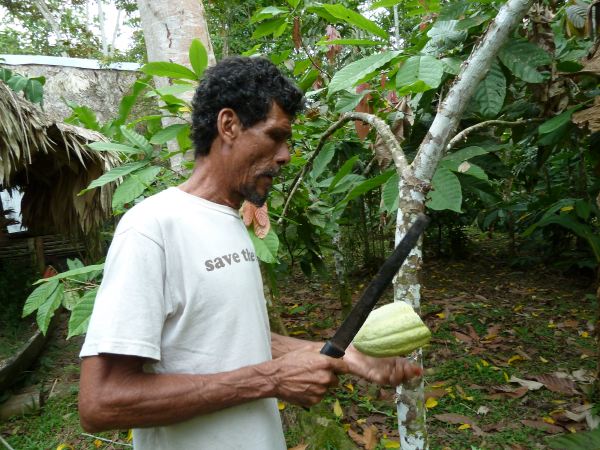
[27,236,45,275]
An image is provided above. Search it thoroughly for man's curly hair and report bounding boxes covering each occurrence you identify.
[191,56,305,158]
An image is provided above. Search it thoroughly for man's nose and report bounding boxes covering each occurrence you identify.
[276,142,291,166]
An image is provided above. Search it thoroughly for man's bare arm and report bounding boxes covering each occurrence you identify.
[79,349,348,433]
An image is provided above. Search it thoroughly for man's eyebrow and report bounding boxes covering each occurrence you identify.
[269,127,293,140]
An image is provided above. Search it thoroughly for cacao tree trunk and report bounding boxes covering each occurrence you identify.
[137,0,216,172]
[393,1,536,447]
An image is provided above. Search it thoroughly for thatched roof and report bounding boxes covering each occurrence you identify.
[0,81,117,235]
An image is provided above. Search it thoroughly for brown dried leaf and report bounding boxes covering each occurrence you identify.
[534,374,579,395]
[354,83,372,140]
[241,201,255,226]
[288,445,308,450]
[452,331,473,344]
[292,17,302,50]
[425,388,448,400]
[434,414,485,436]
[434,413,476,425]
[348,425,378,450]
[254,203,270,227]
[488,386,529,399]
[521,419,563,434]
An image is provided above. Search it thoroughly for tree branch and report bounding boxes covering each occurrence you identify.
[277,112,407,225]
[411,0,535,182]
[446,118,541,151]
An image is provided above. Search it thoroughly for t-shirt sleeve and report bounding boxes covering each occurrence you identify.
[80,226,167,361]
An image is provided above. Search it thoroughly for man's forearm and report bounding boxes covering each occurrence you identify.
[79,356,279,432]
[271,332,321,358]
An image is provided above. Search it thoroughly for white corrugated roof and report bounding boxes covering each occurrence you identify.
[0,54,140,71]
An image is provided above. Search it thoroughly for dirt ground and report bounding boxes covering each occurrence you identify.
[1,234,598,449]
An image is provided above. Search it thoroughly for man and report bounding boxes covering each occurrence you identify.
[78,56,422,449]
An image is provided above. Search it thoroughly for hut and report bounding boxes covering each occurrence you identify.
[0,80,118,269]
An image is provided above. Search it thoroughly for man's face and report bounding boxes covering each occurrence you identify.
[232,103,292,206]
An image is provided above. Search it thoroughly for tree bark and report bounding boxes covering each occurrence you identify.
[393,1,535,448]
[137,0,216,172]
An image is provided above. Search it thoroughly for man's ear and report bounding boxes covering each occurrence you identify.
[216,108,241,144]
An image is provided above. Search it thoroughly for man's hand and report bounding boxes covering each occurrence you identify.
[343,344,422,386]
[269,346,349,407]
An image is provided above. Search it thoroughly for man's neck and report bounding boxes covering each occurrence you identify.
[178,156,241,209]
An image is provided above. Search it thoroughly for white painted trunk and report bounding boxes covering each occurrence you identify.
[97,0,109,56]
[137,0,216,172]
[393,1,535,448]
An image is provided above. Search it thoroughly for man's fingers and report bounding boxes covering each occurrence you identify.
[328,357,349,375]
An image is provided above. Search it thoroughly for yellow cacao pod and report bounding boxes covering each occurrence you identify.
[352,302,431,357]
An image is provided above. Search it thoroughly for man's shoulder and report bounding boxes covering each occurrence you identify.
[115,188,179,237]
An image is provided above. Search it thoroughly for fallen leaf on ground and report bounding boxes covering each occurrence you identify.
[288,444,308,450]
[477,406,490,416]
[347,424,378,450]
[509,376,544,390]
[488,385,529,399]
[521,419,563,434]
[434,413,485,436]
[534,373,579,395]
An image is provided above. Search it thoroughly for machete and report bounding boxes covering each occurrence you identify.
[320,213,430,358]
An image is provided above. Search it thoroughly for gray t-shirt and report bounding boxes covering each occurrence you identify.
[81,187,286,449]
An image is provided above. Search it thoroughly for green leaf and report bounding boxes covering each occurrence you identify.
[427,167,462,212]
[370,0,402,8]
[328,51,400,95]
[0,68,13,82]
[538,106,581,134]
[341,170,394,204]
[566,4,588,29]
[472,60,505,118]
[252,17,287,39]
[141,62,197,81]
[66,102,100,130]
[115,75,152,127]
[329,155,359,191]
[334,91,368,114]
[310,143,336,180]
[24,79,44,104]
[250,6,288,24]
[285,0,300,7]
[547,428,600,449]
[189,39,208,78]
[321,4,388,39]
[441,57,462,75]
[329,174,364,195]
[112,166,162,210]
[34,264,105,285]
[66,258,102,282]
[316,38,384,47]
[36,283,64,335]
[249,228,279,264]
[396,55,444,93]
[121,125,153,155]
[80,161,149,194]
[443,146,488,163]
[146,83,195,98]
[498,40,551,83]
[425,20,468,55]
[150,124,189,144]
[382,171,399,213]
[67,288,98,339]
[23,280,59,317]
[7,75,27,92]
[88,142,142,155]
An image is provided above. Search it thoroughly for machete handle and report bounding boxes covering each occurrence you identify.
[320,340,346,358]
